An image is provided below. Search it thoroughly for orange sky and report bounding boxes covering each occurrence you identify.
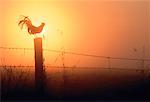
[0,0,150,67]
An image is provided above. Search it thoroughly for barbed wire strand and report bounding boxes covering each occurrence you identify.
[0,47,150,61]
[0,65,149,72]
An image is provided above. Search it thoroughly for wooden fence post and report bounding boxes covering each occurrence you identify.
[34,37,44,94]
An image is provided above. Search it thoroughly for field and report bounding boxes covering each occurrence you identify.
[1,66,150,101]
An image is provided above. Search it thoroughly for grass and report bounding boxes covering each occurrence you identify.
[1,66,150,101]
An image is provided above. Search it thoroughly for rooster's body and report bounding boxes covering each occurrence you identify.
[18,16,45,35]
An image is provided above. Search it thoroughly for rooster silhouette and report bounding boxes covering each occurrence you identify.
[18,16,45,35]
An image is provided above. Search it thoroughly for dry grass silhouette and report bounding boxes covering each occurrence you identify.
[1,66,33,96]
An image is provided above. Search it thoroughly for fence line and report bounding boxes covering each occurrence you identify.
[0,46,150,61]
[0,46,150,73]
[0,65,149,72]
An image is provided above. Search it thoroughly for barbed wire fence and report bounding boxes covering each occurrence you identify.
[0,47,150,67]
[1,46,150,96]
[0,46,150,80]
